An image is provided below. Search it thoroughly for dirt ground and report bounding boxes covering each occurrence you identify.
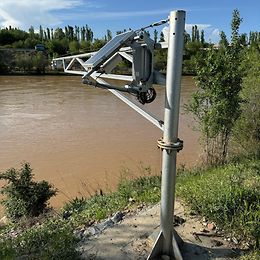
[78,200,245,260]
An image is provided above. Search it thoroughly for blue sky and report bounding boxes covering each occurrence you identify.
[0,0,259,42]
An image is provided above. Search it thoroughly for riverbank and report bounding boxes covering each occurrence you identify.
[0,158,259,259]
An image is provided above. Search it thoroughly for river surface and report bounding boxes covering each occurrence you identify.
[0,75,199,209]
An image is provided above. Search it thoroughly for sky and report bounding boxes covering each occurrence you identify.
[0,0,259,43]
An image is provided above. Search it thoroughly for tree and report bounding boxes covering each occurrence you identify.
[39,25,43,41]
[200,30,205,45]
[159,31,165,42]
[219,31,229,48]
[69,40,80,53]
[33,52,48,74]
[233,47,260,158]
[0,52,9,74]
[47,38,69,56]
[46,27,51,40]
[15,53,33,72]
[154,29,158,43]
[188,9,244,165]
[106,29,112,42]
[54,27,65,40]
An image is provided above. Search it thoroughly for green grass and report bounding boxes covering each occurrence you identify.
[63,168,161,225]
[177,159,260,248]
[239,250,260,260]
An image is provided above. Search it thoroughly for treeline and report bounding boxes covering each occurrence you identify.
[0,24,110,74]
[0,21,260,74]
[0,24,107,56]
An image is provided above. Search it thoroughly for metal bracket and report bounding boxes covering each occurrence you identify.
[157,138,183,153]
[148,230,184,260]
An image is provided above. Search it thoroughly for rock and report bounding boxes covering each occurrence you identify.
[173,215,185,226]
[97,219,114,231]
[83,226,98,237]
[207,223,216,231]
[111,211,124,223]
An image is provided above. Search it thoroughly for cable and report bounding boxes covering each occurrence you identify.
[136,18,169,32]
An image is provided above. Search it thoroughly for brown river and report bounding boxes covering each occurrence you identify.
[0,76,200,210]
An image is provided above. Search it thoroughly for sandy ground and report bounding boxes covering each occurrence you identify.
[78,200,244,260]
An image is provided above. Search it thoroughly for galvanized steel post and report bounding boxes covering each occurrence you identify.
[148,10,186,260]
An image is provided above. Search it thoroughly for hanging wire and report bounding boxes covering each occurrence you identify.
[136,18,169,32]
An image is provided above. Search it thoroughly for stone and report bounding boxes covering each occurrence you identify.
[83,226,98,237]
[174,215,185,226]
[207,223,216,231]
[97,219,114,231]
[111,211,124,223]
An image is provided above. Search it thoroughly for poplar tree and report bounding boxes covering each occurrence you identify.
[188,9,244,165]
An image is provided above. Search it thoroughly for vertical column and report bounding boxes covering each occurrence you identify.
[160,10,185,255]
[148,10,185,259]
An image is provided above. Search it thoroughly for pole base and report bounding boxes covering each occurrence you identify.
[147,229,184,260]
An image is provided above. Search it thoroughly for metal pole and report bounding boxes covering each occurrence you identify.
[148,10,185,259]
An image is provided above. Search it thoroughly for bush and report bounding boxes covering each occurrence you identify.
[0,163,57,220]
[0,219,80,259]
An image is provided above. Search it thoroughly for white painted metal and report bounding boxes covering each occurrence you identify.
[93,72,133,82]
[91,75,164,131]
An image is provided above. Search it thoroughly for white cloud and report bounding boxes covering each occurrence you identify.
[57,8,171,21]
[185,23,211,31]
[185,24,220,43]
[0,0,84,29]
[208,28,220,43]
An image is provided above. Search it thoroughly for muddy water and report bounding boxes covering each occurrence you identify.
[0,76,199,209]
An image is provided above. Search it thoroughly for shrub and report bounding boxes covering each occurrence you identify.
[0,219,80,259]
[0,163,57,220]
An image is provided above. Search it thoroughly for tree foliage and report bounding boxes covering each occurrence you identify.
[0,163,57,220]
[188,9,244,165]
[233,47,260,158]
